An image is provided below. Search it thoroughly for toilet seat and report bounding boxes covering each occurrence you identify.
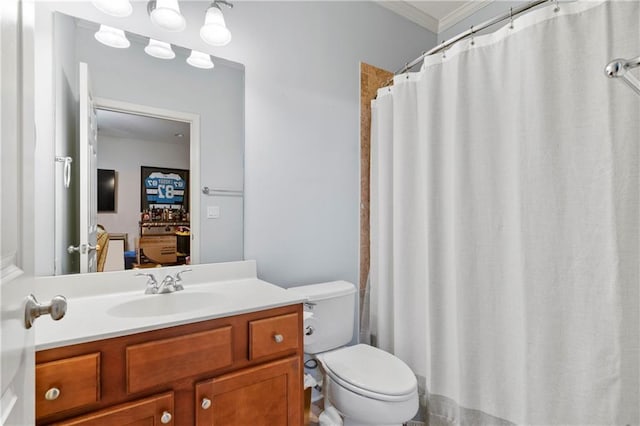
[318,344,417,402]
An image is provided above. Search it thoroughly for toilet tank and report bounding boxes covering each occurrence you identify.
[288,281,356,354]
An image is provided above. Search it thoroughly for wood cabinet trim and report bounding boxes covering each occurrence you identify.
[195,356,302,426]
[126,326,233,394]
[36,304,303,426]
[249,313,299,360]
[52,392,174,426]
[36,352,101,418]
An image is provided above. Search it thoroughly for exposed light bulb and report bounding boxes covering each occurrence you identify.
[186,50,214,69]
[94,25,130,49]
[91,0,133,17]
[144,39,175,59]
[150,0,186,32]
[200,5,231,47]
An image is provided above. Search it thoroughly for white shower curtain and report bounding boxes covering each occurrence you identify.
[370,2,639,425]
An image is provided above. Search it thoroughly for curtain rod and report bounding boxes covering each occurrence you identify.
[394,0,555,76]
[605,56,640,96]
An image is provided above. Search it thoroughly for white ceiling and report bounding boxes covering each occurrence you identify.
[96,109,190,145]
[377,1,493,34]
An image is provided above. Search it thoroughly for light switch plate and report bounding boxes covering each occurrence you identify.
[207,206,220,219]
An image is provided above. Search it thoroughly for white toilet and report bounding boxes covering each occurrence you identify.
[288,281,418,426]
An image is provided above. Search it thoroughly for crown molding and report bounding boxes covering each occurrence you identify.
[438,0,494,34]
[376,1,439,34]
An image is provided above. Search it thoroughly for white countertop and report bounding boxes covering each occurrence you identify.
[34,261,306,351]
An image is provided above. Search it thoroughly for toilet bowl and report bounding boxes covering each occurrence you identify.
[288,281,418,426]
[317,344,418,426]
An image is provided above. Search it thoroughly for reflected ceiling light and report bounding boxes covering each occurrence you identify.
[91,0,133,17]
[148,0,186,32]
[200,1,233,47]
[94,25,130,49]
[186,50,214,69]
[144,39,175,59]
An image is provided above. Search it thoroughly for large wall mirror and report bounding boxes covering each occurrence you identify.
[37,10,245,275]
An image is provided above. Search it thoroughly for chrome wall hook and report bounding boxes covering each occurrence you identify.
[55,156,73,189]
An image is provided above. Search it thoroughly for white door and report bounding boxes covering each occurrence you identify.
[1,0,35,424]
[78,62,98,273]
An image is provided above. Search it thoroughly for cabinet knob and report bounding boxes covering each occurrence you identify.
[273,334,284,344]
[201,398,212,410]
[45,387,61,401]
[160,411,172,424]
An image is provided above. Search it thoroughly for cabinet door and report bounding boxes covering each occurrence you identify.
[195,356,302,426]
[52,392,173,426]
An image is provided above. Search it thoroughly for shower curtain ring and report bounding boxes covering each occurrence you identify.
[509,7,514,29]
[470,26,475,46]
[441,41,447,59]
[553,0,560,12]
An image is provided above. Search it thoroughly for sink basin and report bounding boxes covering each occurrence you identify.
[107,292,218,318]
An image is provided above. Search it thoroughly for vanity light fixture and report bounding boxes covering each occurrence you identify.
[200,0,233,47]
[144,39,176,59]
[94,25,130,49]
[91,0,133,18]
[148,0,186,32]
[186,50,215,69]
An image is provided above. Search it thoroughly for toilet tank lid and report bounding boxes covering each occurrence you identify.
[287,281,356,301]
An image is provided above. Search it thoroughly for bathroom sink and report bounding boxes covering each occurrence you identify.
[107,292,218,318]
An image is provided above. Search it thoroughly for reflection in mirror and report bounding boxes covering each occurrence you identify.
[48,12,245,276]
[96,110,191,272]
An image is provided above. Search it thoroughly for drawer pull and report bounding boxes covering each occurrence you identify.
[273,334,284,344]
[160,411,172,424]
[201,398,212,410]
[45,387,61,401]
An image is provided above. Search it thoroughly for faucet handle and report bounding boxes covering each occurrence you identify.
[136,272,158,294]
[175,268,192,281]
[174,268,192,291]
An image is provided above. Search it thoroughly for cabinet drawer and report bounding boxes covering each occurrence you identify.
[249,313,299,360]
[52,392,174,426]
[127,326,233,394]
[36,353,100,418]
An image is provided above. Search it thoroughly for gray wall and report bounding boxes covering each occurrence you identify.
[34,1,437,288]
[97,135,190,251]
[53,12,79,274]
[233,2,436,287]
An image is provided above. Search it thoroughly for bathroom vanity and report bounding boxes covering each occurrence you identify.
[33,261,306,425]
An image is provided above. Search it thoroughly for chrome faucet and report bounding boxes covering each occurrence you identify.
[136,272,159,294]
[137,269,192,294]
[174,268,192,291]
[157,275,177,294]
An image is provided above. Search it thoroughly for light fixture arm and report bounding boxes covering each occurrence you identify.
[212,0,233,10]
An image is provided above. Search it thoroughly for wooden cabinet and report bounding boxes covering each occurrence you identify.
[195,357,301,426]
[51,393,174,426]
[36,353,101,418]
[36,305,303,425]
[249,313,299,360]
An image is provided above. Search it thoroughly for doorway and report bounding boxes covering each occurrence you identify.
[54,96,201,274]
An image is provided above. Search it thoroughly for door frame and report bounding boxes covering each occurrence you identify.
[92,97,201,265]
